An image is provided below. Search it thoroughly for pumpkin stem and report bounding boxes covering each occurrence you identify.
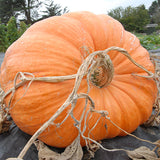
[89,53,114,88]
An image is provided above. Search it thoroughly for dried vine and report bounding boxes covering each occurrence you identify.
[0,46,159,160]
[143,52,160,127]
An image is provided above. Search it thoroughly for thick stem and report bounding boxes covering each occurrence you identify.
[89,53,114,88]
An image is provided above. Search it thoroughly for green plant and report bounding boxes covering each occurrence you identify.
[136,33,160,50]
[18,21,29,37]
[0,21,8,52]
[6,16,19,46]
[108,5,150,33]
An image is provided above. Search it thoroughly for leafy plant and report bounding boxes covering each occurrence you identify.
[0,17,30,52]
[6,16,19,46]
[18,21,30,37]
[0,21,8,52]
[136,33,160,50]
[108,5,150,33]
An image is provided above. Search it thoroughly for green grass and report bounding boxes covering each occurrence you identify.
[134,33,160,50]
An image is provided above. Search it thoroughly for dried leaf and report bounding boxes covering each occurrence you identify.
[0,111,12,134]
[0,88,11,134]
[143,115,156,127]
[84,143,99,159]
[34,136,83,160]
[88,142,100,152]
[157,148,160,158]
[155,140,160,157]
[126,146,159,160]
[155,140,160,148]
[143,114,160,127]
[153,116,160,127]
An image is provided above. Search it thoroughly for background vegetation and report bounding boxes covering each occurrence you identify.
[108,0,160,50]
[0,0,160,52]
[0,0,68,52]
[135,33,160,50]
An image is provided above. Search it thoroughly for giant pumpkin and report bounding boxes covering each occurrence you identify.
[0,11,157,148]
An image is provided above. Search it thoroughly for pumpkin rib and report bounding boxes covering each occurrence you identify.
[111,78,155,124]
[1,34,83,84]
[112,75,157,96]
[122,31,140,53]
[112,76,156,98]
[26,34,83,72]
[79,86,121,141]
[11,84,70,114]
[106,84,141,135]
[24,15,95,56]
[113,47,154,75]
[97,14,127,63]
[98,14,126,47]
[109,35,140,68]
[63,12,119,52]
[102,87,122,137]
[11,80,88,140]
[10,80,74,117]
[63,12,100,50]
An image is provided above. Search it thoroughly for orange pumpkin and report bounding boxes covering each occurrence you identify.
[0,11,157,148]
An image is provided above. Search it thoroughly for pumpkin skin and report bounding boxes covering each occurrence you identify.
[0,11,157,148]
